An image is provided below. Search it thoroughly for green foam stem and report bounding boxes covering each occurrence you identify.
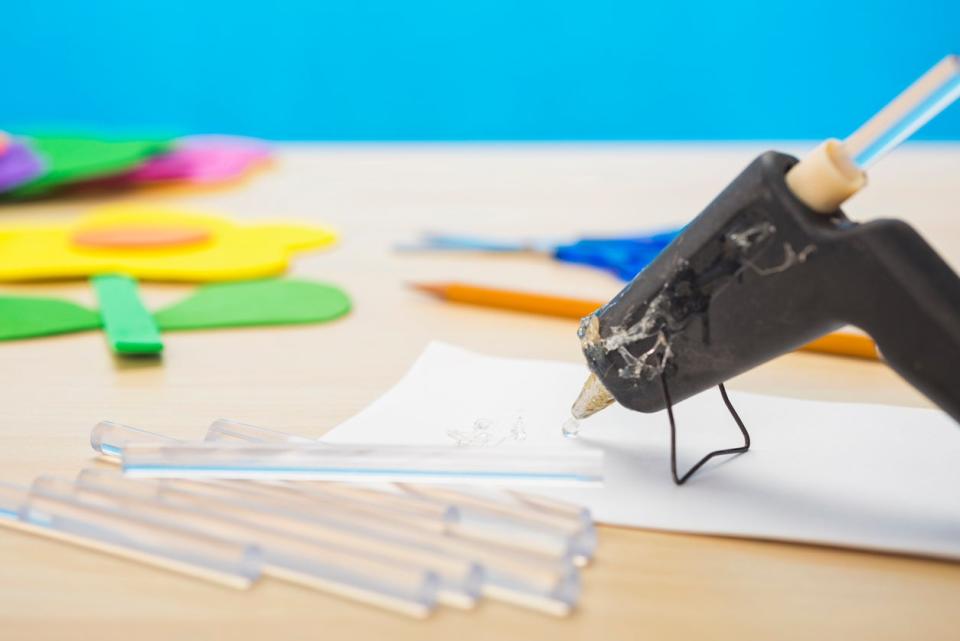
[91,275,164,355]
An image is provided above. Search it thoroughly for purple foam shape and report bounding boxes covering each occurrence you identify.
[126,135,271,185]
[0,141,45,193]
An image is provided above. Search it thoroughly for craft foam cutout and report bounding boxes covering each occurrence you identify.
[7,135,172,198]
[153,278,351,330]
[92,274,164,354]
[0,141,45,193]
[72,226,212,249]
[0,205,338,282]
[0,296,101,340]
[0,278,350,342]
[126,135,272,185]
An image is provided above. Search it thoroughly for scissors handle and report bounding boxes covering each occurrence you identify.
[553,231,679,280]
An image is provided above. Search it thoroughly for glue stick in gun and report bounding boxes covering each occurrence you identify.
[570,55,960,428]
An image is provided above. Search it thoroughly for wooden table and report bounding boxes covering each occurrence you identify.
[1,144,958,640]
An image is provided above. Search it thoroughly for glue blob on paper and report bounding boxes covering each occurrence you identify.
[561,418,581,439]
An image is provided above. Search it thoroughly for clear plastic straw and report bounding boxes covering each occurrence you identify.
[17,476,261,589]
[121,442,604,486]
[71,470,442,617]
[844,54,960,169]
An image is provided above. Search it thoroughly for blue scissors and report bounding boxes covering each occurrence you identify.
[400,228,681,280]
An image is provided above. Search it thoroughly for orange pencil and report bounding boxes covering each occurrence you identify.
[412,282,602,319]
[411,282,879,361]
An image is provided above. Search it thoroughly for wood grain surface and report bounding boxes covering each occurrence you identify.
[1,143,958,640]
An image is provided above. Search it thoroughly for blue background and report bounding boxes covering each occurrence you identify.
[2,1,957,140]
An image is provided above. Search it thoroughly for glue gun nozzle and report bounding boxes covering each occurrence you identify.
[571,373,615,420]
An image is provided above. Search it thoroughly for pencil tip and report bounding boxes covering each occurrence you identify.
[408,282,446,297]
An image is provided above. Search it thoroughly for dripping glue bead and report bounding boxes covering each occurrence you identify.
[562,417,581,439]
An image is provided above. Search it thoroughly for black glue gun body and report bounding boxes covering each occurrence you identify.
[579,151,960,422]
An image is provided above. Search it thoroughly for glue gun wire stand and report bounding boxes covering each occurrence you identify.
[571,55,960,480]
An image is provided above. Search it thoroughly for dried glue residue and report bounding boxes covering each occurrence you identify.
[446,416,527,448]
[509,418,527,442]
[579,217,819,388]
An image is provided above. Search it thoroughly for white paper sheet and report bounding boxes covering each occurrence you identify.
[326,342,960,560]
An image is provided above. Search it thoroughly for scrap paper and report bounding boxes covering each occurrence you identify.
[0,141,45,193]
[326,342,960,560]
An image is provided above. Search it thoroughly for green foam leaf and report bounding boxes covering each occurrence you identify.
[8,135,172,198]
[0,296,101,340]
[154,278,351,331]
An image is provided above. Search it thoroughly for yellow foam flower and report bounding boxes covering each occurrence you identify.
[0,205,337,282]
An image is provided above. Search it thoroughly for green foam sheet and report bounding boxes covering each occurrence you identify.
[8,135,172,198]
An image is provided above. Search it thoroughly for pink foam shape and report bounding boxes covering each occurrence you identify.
[126,135,272,184]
